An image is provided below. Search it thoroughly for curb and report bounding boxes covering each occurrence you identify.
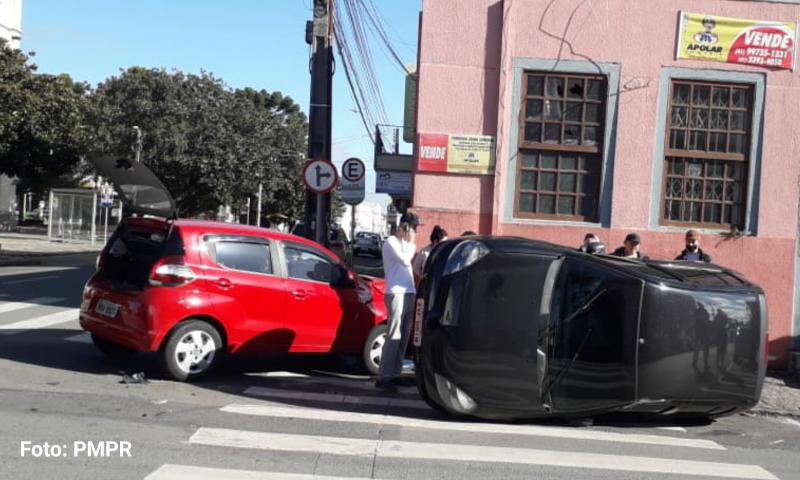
[747,408,800,419]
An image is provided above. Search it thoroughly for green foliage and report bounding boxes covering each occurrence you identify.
[91,68,309,219]
[0,40,91,195]
[0,40,311,222]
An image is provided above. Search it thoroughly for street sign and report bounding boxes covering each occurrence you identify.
[302,159,338,194]
[340,157,365,205]
[376,170,412,197]
[100,184,115,208]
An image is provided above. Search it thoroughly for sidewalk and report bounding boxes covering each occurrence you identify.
[0,232,103,266]
[751,371,800,418]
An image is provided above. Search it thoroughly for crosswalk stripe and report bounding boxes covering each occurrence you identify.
[0,297,65,314]
[145,464,383,480]
[0,308,79,333]
[189,428,776,479]
[65,332,92,344]
[220,404,724,450]
[243,386,428,410]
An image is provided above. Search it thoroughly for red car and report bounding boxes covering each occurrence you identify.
[80,157,388,381]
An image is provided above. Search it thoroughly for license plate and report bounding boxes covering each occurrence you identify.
[413,298,425,347]
[95,299,120,318]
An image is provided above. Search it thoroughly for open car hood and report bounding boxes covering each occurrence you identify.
[90,156,176,218]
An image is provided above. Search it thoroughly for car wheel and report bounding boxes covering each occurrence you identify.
[159,320,223,381]
[362,323,387,375]
[91,334,136,359]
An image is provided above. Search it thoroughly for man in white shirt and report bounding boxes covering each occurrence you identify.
[376,212,419,392]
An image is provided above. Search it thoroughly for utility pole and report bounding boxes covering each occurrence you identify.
[304,0,334,246]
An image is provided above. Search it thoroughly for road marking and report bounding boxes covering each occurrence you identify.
[2,275,59,285]
[243,386,428,410]
[658,426,688,433]
[0,297,65,314]
[262,371,310,378]
[220,404,725,450]
[189,428,776,479]
[0,308,79,333]
[784,418,800,429]
[145,464,384,480]
[65,332,92,344]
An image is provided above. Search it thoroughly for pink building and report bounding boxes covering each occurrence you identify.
[410,0,800,367]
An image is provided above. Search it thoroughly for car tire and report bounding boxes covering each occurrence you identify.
[362,323,387,375]
[159,320,223,382]
[91,333,136,359]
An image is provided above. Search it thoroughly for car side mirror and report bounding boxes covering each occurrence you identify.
[332,266,356,288]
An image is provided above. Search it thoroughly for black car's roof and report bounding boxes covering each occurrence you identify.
[465,236,756,289]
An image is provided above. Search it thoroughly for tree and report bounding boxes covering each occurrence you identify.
[0,40,91,222]
[91,68,308,219]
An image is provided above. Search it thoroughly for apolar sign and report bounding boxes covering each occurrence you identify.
[677,12,797,70]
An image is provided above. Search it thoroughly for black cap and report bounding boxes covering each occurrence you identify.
[400,212,420,227]
[625,233,641,244]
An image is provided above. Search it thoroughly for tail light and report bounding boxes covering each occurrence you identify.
[357,278,373,304]
[149,256,196,287]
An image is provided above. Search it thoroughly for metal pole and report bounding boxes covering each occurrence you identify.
[350,204,356,250]
[256,183,263,227]
[246,197,251,225]
[104,207,109,243]
[90,191,97,246]
[47,190,54,240]
[133,126,143,163]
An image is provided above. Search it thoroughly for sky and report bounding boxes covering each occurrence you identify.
[19,0,422,207]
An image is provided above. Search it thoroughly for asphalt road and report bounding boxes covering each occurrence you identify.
[1,254,799,480]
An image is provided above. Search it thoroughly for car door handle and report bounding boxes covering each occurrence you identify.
[291,289,307,299]
[217,278,232,289]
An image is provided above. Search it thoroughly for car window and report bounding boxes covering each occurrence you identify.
[284,245,338,283]
[214,241,272,274]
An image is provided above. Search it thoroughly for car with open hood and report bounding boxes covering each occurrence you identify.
[413,236,767,421]
[80,157,389,380]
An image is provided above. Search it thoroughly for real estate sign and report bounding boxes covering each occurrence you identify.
[417,133,496,175]
[677,11,797,70]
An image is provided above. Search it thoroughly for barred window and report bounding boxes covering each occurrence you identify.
[662,81,751,229]
[516,72,606,221]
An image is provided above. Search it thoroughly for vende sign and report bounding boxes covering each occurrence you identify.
[417,132,496,175]
[418,133,449,173]
[677,12,797,70]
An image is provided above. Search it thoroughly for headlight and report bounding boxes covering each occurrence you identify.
[442,240,489,276]
[434,373,477,414]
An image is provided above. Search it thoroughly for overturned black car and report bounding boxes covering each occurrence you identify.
[413,237,767,421]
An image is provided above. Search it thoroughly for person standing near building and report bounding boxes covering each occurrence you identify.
[612,233,648,260]
[413,225,448,284]
[675,229,712,262]
[376,212,419,392]
[578,233,601,252]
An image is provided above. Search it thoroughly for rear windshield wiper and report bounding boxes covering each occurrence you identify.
[538,288,607,342]
[541,326,594,403]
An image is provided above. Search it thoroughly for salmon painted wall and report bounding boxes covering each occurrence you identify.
[413,0,800,366]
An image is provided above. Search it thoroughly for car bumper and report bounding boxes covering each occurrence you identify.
[79,275,212,352]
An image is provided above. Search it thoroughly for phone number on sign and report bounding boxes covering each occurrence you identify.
[20,441,132,458]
